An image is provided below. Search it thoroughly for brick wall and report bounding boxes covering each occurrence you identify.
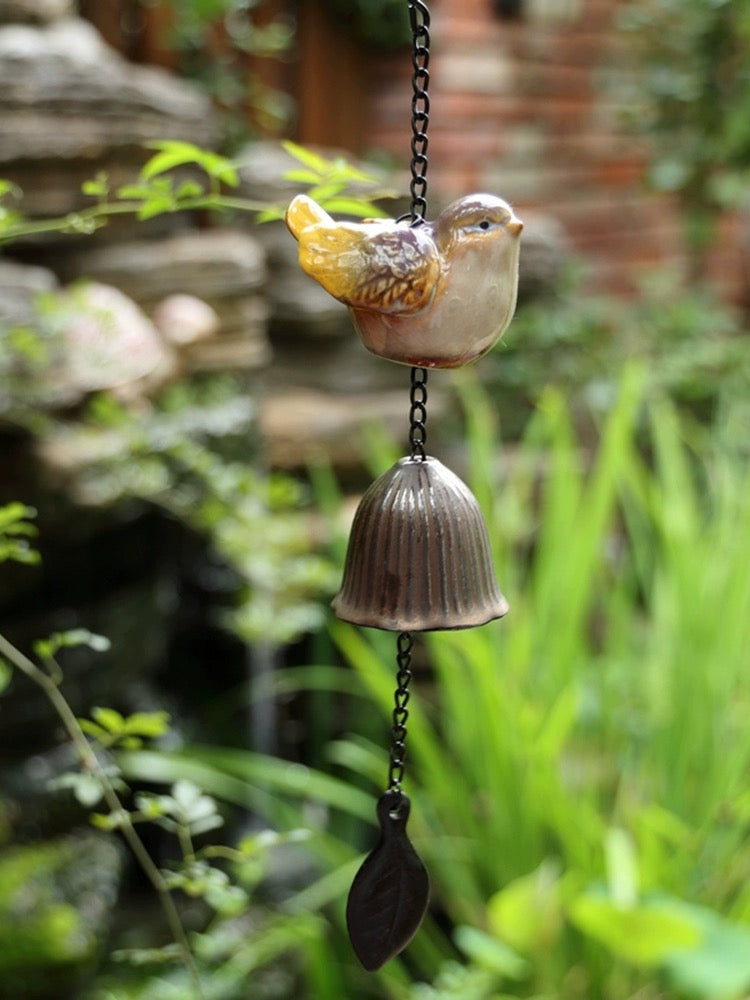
[360,0,744,300]
[80,0,747,302]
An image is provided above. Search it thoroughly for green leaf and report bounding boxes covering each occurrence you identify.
[90,706,126,734]
[115,183,154,200]
[137,196,177,220]
[121,710,171,739]
[72,775,105,808]
[170,779,223,830]
[281,140,331,175]
[487,861,564,955]
[569,890,702,967]
[119,746,376,822]
[63,212,97,235]
[0,658,12,695]
[454,925,530,980]
[81,172,109,199]
[305,181,346,204]
[174,180,205,200]
[34,629,111,661]
[78,719,110,742]
[0,179,22,200]
[255,206,285,223]
[606,827,639,908]
[0,540,41,566]
[0,504,39,564]
[90,810,128,831]
[317,197,387,218]
[133,792,169,819]
[0,503,37,531]
[142,140,239,188]
[662,904,750,997]
[188,813,225,836]
[283,168,324,185]
[49,772,105,808]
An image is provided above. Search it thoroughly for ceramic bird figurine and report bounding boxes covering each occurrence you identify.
[285,192,523,368]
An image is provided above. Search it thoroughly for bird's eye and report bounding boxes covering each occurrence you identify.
[479,220,491,231]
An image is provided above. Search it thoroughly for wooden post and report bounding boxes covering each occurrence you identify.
[294,1,367,152]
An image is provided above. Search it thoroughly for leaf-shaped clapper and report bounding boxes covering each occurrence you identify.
[346,790,430,971]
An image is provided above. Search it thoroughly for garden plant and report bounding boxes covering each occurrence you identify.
[2,1,750,991]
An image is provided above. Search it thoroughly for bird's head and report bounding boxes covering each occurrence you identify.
[432,194,523,256]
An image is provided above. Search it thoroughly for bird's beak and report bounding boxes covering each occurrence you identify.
[507,217,523,238]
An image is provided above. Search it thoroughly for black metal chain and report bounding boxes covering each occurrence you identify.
[405,1,431,460]
[387,631,414,802]
[409,366,428,460]
[407,0,431,225]
[384,2,432,808]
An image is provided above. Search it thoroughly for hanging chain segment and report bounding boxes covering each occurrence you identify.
[347,0,436,968]
[407,0,431,224]
[406,1,431,460]
[386,2,432,806]
[387,631,415,802]
[409,366,428,460]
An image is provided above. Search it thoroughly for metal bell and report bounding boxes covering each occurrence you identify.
[332,455,509,631]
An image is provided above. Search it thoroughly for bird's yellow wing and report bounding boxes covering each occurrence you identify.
[286,197,440,314]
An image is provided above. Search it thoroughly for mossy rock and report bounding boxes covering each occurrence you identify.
[0,831,122,999]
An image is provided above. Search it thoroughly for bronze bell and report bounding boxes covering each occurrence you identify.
[332,455,509,631]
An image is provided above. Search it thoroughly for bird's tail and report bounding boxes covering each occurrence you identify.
[285,194,333,240]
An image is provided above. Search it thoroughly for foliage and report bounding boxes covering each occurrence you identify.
[120,365,750,998]
[0,605,319,999]
[0,138,389,248]
[0,138,389,648]
[38,383,338,645]
[150,0,294,149]
[489,266,750,439]
[0,511,321,998]
[0,834,122,996]
[317,0,411,49]
[616,0,750,263]
[0,502,40,567]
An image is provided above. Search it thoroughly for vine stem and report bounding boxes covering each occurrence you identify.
[0,195,282,246]
[0,631,206,1000]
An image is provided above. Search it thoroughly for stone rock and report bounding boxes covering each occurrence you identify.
[0,260,57,327]
[253,221,352,338]
[0,0,72,23]
[269,269,351,334]
[236,139,398,212]
[236,140,330,207]
[61,230,272,371]
[260,384,448,471]
[0,19,217,163]
[181,329,271,372]
[152,294,220,347]
[64,229,266,304]
[0,18,219,222]
[54,281,177,399]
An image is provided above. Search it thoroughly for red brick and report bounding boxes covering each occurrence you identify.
[354,0,744,300]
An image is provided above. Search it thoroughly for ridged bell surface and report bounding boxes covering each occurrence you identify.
[332,455,509,631]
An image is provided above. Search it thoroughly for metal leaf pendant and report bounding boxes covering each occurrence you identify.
[346,790,430,971]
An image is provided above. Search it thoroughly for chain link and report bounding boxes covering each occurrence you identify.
[406,3,431,461]
[407,0,431,224]
[387,631,414,799]
[385,2,432,806]
[409,366,428,460]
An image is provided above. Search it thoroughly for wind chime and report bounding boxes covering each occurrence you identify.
[286,0,522,972]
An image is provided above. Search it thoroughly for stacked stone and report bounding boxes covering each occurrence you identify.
[0,0,271,403]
